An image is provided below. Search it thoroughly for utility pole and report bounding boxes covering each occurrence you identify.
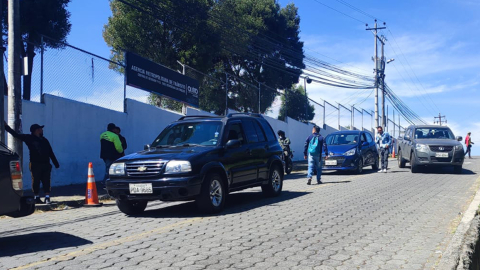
[380,36,386,129]
[8,0,23,158]
[434,113,447,126]
[0,0,5,143]
[225,73,229,116]
[366,20,386,129]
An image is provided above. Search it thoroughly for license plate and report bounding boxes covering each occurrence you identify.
[325,160,337,166]
[129,183,153,194]
[435,152,449,158]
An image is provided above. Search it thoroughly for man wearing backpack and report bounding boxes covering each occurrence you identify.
[304,126,328,185]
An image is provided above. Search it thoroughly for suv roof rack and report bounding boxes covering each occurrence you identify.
[178,115,220,121]
[227,113,264,118]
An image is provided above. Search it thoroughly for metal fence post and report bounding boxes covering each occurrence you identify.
[323,100,326,129]
[338,104,341,130]
[351,105,354,130]
[225,73,228,116]
[40,35,44,103]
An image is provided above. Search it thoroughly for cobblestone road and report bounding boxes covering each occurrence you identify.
[1,159,479,270]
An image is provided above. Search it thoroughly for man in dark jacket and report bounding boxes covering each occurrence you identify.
[4,122,60,204]
[304,126,328,185]
[113,126,127,156]
[100,123,124,184]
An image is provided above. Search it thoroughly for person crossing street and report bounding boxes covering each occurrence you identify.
[304,126,328,185]
[376,126,391,173]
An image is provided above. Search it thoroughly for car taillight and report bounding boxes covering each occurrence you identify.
[9,161,23,191]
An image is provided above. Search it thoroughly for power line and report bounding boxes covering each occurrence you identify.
[310,0,367,24]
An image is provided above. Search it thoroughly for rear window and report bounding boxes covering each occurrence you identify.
[258,119,276,142]
[0,143,12,155]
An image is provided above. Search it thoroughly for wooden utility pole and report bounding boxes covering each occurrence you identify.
[434,113,447,126]
[7,0,23,157]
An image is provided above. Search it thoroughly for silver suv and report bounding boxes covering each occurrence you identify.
[397,125,464,173]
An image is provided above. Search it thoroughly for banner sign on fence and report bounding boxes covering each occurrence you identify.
[125,52,199,107]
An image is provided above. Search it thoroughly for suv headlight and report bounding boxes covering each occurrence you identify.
[165,160,192,174]
[455,145,464,151]
[344,148,356,156]
[416,144,429,152]
[109,163,126,176]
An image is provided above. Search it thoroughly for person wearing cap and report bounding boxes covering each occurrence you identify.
[100,123,124,184]
[465,132,474,159]
[3,121,60,204]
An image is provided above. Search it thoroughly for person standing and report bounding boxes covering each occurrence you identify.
[113,126,127,157]
[465,132,474,159]
[4,121,60,204]
[277,130,291,154]
[376,126,391,173]
[304,126,328,185]
[100,123,124,184]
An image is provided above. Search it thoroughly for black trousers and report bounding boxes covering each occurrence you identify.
[30,162,52,195]
[465,145,472,158]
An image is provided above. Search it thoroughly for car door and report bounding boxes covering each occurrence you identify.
[365,132,377,165]
[403,127,413,160]
[359,133,372,165]
[222,121,256,187]
[240,119,266,185]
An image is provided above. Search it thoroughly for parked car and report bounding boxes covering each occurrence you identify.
[0,142,35,218]
[322,130,379,174]
[397,125,464,173]
[106,113,284,215]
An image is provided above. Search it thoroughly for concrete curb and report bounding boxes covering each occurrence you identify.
[437,176,480,269]
[35,194,112,211]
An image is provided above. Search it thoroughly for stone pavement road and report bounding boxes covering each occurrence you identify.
[1,158,479,270]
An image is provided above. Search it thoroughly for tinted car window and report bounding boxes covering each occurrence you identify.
[242,120,260,143]
[414,128,454,139]
[152,121,222,147]
[0,143,11,155]
[365,133,373,143]
[361,133,367,143]
[254,121,267,142]
[258,119,276,142]
[326,133,360,145]
[226,122,246,145]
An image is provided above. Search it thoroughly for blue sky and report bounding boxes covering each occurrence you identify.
[65,0,479,154]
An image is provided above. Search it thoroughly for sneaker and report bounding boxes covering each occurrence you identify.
[317,180,323,184]
[45,197,51,204]
[307,179,312,185]
[383,169,387,173]
[35,197,43,204]
[378,170,383,173]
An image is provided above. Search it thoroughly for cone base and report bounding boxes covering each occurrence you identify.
[84,202,103,207]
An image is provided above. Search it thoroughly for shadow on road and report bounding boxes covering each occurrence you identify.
[0,232,92,257]
[406,165,476,175]
[137,190,309,218]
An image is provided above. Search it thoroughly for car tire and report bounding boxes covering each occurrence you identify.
[7,197,35,218]
[454,165,462,174]
[196,173,226,214]
[356,158,363,174]
[116,199,148,216]
[372,156,379,170]
[398,150,406,168]
[262,165,283,197]
[410,152,419,173]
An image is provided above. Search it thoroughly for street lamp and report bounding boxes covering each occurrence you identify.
[304,76,312,123]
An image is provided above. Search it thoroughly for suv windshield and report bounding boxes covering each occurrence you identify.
[152,121,222,147]
[325,133,360,145]
[414,128,455,140]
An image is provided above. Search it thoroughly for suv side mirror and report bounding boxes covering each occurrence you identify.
[456,136,463,142]
[404,135,410,141]
[225,139,241,149]
[362,141,369,147]
[144,144,151,151]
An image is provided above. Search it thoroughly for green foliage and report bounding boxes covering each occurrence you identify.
[278,85,315,122]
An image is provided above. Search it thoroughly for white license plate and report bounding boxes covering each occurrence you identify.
[129,183,153,194]
[325,160,337,166]
[435,152,449,158]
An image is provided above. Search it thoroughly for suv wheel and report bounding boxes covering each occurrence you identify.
[398,150,406,168]
[262,165,283,197]
[410,152,419,173]
[454,165,462,174]
[116,199,148,215]
[196,173,226,214]
[372,156,379,170]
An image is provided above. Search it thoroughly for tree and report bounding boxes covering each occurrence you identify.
[278,85,315,122]
[103,0,221,112]
[2,0,72,100]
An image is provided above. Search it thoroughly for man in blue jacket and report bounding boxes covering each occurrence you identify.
[304,126,328,185]
[376,126,391,173]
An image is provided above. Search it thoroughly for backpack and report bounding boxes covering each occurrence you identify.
[308,135,322,155]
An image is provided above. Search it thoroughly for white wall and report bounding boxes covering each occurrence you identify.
[3,95,344,188]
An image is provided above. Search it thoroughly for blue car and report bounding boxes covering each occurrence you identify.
[322,130,379,174]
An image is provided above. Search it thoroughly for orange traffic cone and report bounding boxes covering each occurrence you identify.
[85,162,103,207]
[392,145,396,158]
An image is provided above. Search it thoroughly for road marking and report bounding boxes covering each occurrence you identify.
[11,217,208,270]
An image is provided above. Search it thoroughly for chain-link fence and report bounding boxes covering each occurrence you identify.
[1,35,405,132]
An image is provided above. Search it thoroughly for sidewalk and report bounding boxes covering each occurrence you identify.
[24,182,110,211]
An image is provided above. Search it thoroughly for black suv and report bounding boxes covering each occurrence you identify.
[0,142,35,218]
[106,113,284,215]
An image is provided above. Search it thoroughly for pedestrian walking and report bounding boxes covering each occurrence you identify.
[113,126,127,157]
[465,132,474,159]
[304,125,328,185]
[100,123,124,185]
[4,121,60,204]
[376,126,391,173]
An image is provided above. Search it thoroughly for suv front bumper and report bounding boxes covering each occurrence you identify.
[106,175,202,201]
[414,150,464,166]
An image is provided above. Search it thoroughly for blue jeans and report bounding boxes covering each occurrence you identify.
[307,154,322,181]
